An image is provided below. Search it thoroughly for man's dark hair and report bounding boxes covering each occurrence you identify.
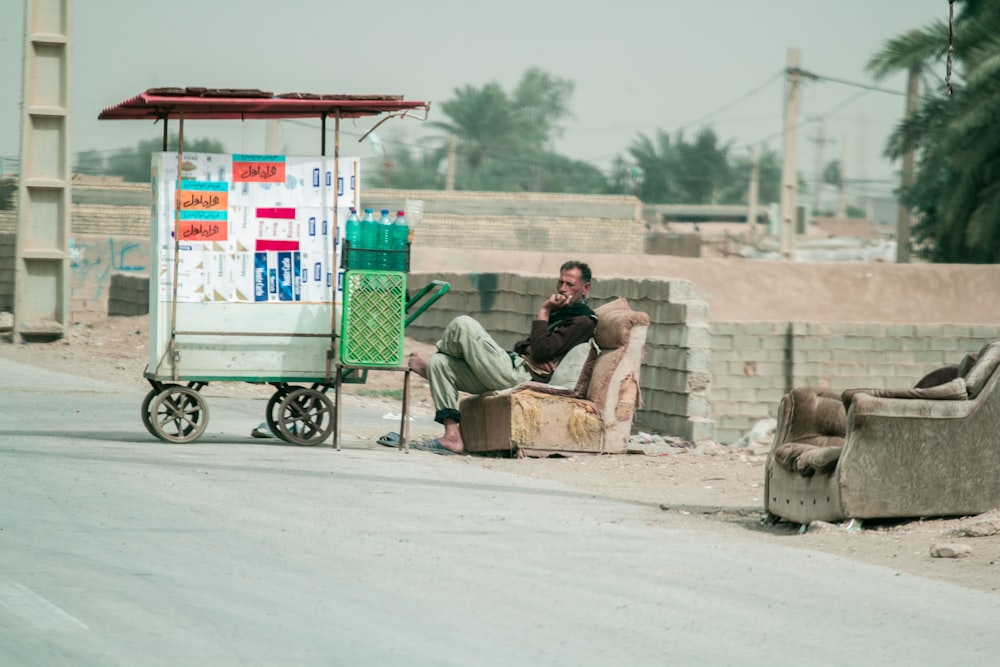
[561,260,592,283]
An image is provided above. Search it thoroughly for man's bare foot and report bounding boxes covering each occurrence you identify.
[408,352,429,379]
[437,420,464,453]
[439,433,464,452]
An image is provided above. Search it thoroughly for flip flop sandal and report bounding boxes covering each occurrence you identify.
[377,432,401,447]
[412,438,459,456]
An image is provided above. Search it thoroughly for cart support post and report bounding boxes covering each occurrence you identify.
[169,110,185,380]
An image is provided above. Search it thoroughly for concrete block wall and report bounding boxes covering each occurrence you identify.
[710,321,1000,444]
[108,273,150,316]
[710,322,790,444]
[406,271,715,441]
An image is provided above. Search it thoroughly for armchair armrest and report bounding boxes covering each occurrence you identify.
[848,389,974,420]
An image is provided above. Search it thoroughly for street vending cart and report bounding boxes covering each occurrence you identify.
[98,88,446,448]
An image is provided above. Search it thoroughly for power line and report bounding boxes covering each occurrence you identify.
[581,71,785,165]
[678,71,785,131]
[789,68,904,96]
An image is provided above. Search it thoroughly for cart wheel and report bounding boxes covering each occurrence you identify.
[276,387,334,446]
[140,387,160,437]
[265,385,293,442]
[149,386,209,443]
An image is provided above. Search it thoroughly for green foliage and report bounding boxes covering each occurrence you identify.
[868,0,1000,263]
[430,68,587,191]
[372,134,446,190]
[355,388,404,400]
[74,149,107,175]
[0,178,15,211]
[724,148,783,205]
[104,136,227,182]
[822,160,842,186]
[620,126,781,205]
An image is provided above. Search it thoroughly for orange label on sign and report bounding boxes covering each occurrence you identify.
[176,219,228,242]
[177,189,228,211]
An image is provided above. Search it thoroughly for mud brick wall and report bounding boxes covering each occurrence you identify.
[0,182,151,237]
[406,271,715,442]
[710,321,1000,444]
[364,189,645,255]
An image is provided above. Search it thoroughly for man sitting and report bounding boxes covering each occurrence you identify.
[403,260,597,455]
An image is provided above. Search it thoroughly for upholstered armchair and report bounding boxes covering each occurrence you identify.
[765,341,1000,524]
[459,298,650,457]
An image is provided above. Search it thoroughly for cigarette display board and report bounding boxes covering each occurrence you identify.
[147,151,359,382]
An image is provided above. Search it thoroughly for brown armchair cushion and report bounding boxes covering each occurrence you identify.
[915,364,960,388]
[787,387,847,441]
[773,441,844,476]
[593,298,650,349]
[773,387,847,475]
[583,299,650,404]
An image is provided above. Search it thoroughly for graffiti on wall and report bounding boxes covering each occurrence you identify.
[69,236,147,301]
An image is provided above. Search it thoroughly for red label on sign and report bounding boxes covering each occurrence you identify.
[233,161,286,182]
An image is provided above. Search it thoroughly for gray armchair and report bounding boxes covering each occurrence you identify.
[765,341,1000,524]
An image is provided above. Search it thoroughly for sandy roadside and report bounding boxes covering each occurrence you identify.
[2,313,999,594]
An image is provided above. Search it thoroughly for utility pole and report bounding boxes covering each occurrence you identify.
[779,48,801,259]
[810,118,833,215]
[747,146,760,242]
[837,133,849,219]
[14,0,72,341]
[445,135,457,192]
[265,119,280,154]
[896,63,920,263]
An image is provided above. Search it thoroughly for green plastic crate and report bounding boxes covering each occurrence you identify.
[340,271,406,367]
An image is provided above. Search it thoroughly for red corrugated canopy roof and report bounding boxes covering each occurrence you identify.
[98,88,429,121]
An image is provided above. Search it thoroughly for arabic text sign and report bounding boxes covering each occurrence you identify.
[177,210,228,241]
[177,179,228,211]
[232,153,286,183]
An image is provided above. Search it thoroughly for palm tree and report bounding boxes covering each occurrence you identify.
[627,130,678,203]
[627,128,735,204]
[431,69,575,173]
[432,82,520,171]
[867,0,1000,262]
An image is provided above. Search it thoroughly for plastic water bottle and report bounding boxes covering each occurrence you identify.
[377,209,393,269]
[360,208,378,269]
[344,207,361,269]
[391,210,409,271]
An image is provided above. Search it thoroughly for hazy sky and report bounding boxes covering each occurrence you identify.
[1,0,949,196]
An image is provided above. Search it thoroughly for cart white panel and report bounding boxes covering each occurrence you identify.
[147,152,358,382]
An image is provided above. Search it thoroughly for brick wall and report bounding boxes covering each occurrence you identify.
[709,321,1000,443]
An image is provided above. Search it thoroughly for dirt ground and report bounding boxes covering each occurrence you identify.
[2,313,999,595]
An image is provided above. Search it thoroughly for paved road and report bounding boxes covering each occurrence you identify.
[2,357,998,667]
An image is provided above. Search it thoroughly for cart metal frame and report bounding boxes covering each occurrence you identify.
[99,88,446,447]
